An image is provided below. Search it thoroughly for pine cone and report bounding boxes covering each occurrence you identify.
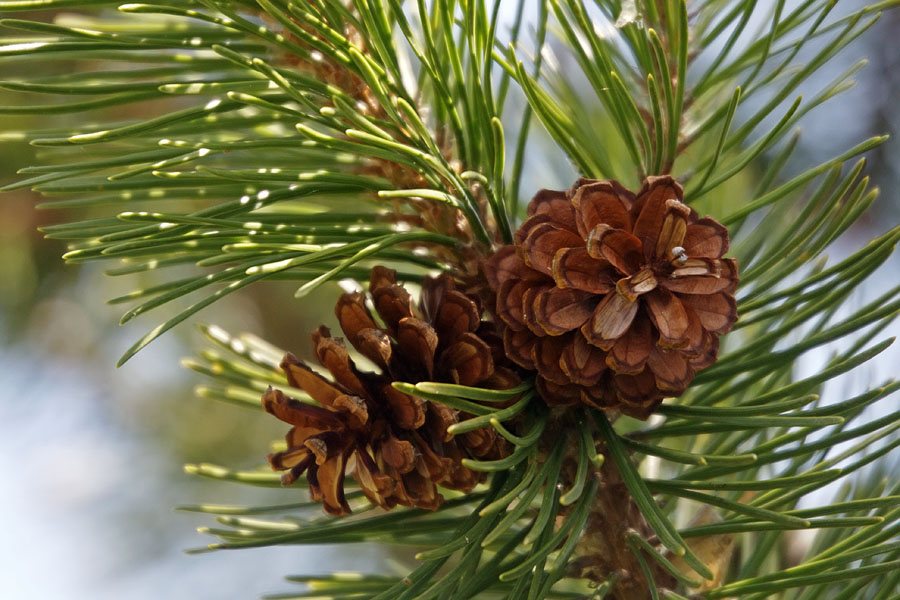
[486,176,738,419]
[262,267,519,515]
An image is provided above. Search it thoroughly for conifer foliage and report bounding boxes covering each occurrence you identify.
[2,0,900,598]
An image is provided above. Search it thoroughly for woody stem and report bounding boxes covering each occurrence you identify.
[568,441,676,599]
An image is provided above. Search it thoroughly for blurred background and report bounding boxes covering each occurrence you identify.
[1,3,898,599]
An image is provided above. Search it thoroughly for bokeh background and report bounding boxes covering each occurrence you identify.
[1,3,898,599]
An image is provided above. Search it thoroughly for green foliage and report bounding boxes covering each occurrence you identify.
[2,0,899,598]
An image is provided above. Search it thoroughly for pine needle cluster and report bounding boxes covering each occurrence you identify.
[2,0,899,598]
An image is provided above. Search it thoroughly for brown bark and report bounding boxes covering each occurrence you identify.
[568,446,677,599]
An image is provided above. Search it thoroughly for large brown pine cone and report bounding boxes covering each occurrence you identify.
[486,176,738,419]
[262,267,519,515]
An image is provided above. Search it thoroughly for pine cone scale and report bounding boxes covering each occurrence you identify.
[431,288,481,343]
[645,288,690,348]
[607,316,652,374]
[395,317,438,378]
[530,188,579,231]
[682,292,738,333]
[381,383,426,429]
[631,177,683,251]
[617,269,658,301]
[312,329,371,399]
[280,357,349,408]
[534,287,597,335]
[314,449,352,515]
[683,218,730,257]
[662,259,736,294]
[524,222,583,274]
[533,335,572,385]
[582,292,639,348]
[263,387,345,431]
[587,225,643,274]
[334,292,379,347]
[552,247,615,293]
[648,345,692,392]
[355,328,393,370]
[503,328,537,369]
[571,181,633,235]
[561,334,608,385]
[442,332,494,385]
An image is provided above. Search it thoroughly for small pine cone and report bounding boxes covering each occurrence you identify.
[262,267,520,515]
[486,176,738,419]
